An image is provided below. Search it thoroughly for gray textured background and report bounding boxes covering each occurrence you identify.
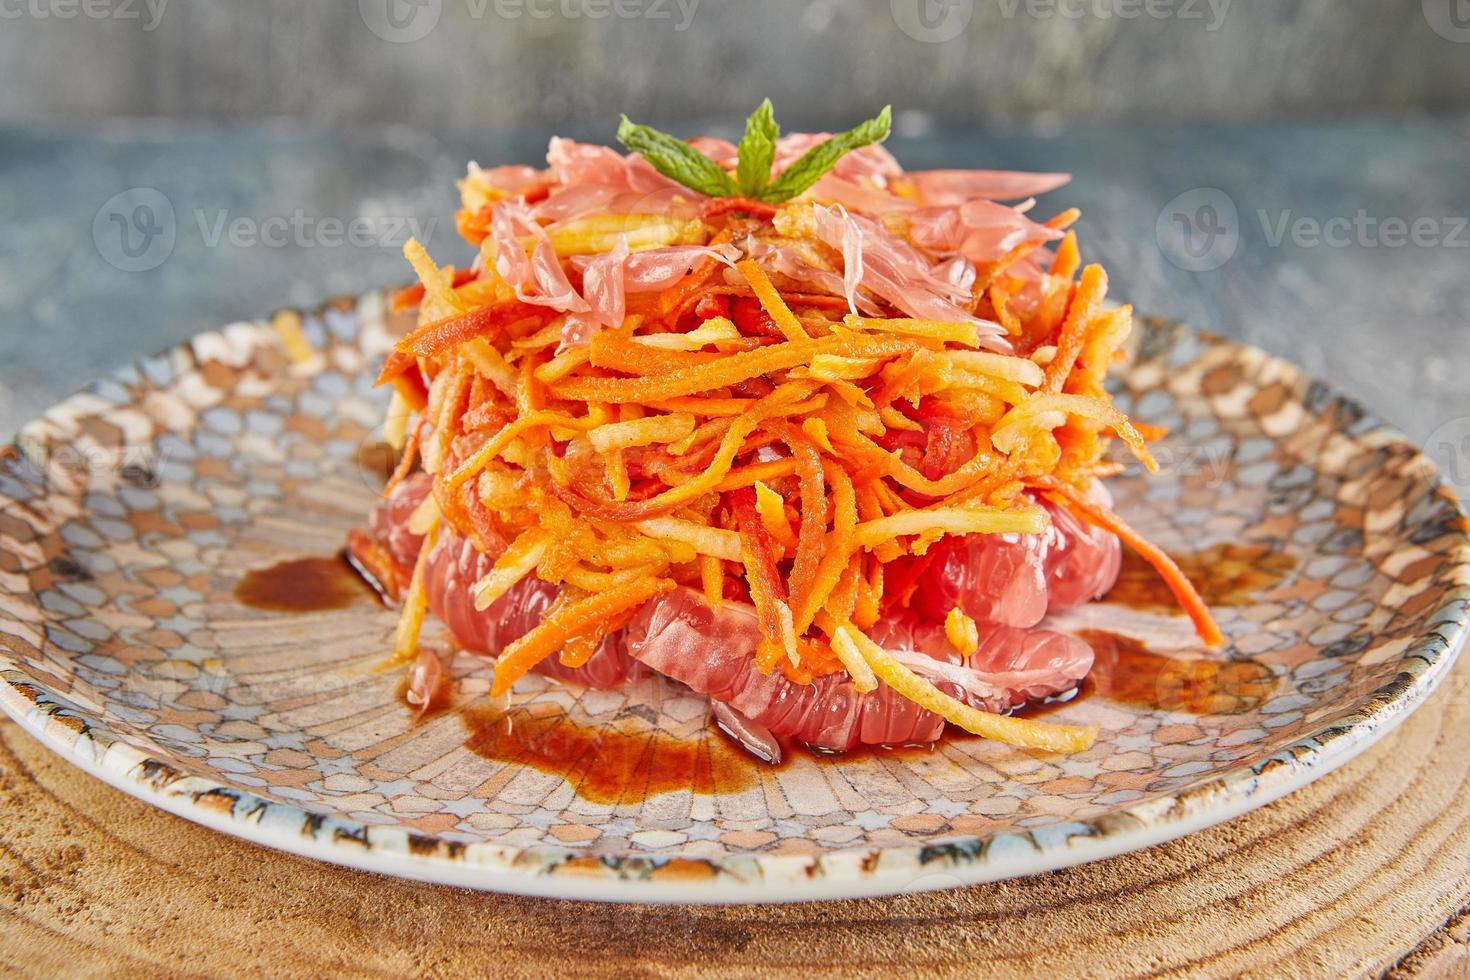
[2,0,1470,129]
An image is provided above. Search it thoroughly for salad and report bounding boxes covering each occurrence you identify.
[351,102,1221,763]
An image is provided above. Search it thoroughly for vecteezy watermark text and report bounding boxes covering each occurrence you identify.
[468,0,698,27]
[1258,209,1469,250]
[1156,187,1469,272]
[359,0,699,43]
[993,0,1230,30]
[92,188,439,272]
[0,0,168,30]
[892,0,1228,42]
[193,208,438,251]
[1123,442,1234,487]
[10,439,171,492]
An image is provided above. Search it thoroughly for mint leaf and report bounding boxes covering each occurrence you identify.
[735,99,779,197]
[759,105,892,204]
[617,115,739,198]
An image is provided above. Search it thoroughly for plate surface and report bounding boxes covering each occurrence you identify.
[1,292,1466,903]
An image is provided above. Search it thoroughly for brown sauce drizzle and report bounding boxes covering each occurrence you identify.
[1071,629,1277,715]
[458,702,757,804]
[233,553,380,613]
[1108,543,1295,610]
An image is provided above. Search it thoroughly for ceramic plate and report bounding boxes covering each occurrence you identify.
[1,291,1466,903]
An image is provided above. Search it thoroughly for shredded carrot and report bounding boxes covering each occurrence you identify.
[1037,477,1224,647]
[471,526,549,611]
[446,409,592,493]
[822,557,862,626]
[988,278,1023,337]
[737,260,809,343]
[753,481,798,551]
[648,396,762,417]
[1045,264,1107,393]
[549,383,818,521]
[771,422,828,621]
[590,328,723,375]
[699,553,725,611]
[396,300,546,357]
[606,448,631,501]
[729,486,790,664]
[391,521,438,665]
[370,128,1218,758]
[795,462,857,632]
[1049,231,1080,282]
[374,350,419,387]
[492,577,674,695]
[558,607,636,669]
[391,268,479,313]
[656,240,727,317]
[716,457,798,491]
[854,558,882,628]
[554,336,836,404]
[381,420,422,499]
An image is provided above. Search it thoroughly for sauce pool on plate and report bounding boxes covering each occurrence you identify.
[233,554,379,613]
[458,702,757,804]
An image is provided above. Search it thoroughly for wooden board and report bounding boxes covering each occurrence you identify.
[3,655,1469,979]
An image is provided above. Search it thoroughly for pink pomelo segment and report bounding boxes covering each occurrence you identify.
[622,588,1094,754]
[358,474,1111,754]
[910,488,1122,628]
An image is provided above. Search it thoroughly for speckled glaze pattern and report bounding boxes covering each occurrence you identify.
[1,292,1466,902]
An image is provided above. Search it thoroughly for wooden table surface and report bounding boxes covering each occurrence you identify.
[2,649,1467,978]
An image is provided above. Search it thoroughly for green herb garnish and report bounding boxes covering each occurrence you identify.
[735,98,780,198]
[617,101,892,204]
[616,115,739,198]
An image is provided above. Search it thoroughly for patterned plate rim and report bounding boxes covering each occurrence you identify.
[1,292,1467,904]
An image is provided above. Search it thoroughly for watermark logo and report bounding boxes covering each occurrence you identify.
[1124,442,1233,487]
[0,0,169,30]
[359,0,442,42]
[1423,0,1470,42]
[362,0,699,41]
[468,0,700,29]
[1427,415,1470,499]
[11,437,171,493]
[1155,187,1239,272]
[93,188,437,273]
[92,187,176,273]
[992,0,1230,30]
[892,0,973,41]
